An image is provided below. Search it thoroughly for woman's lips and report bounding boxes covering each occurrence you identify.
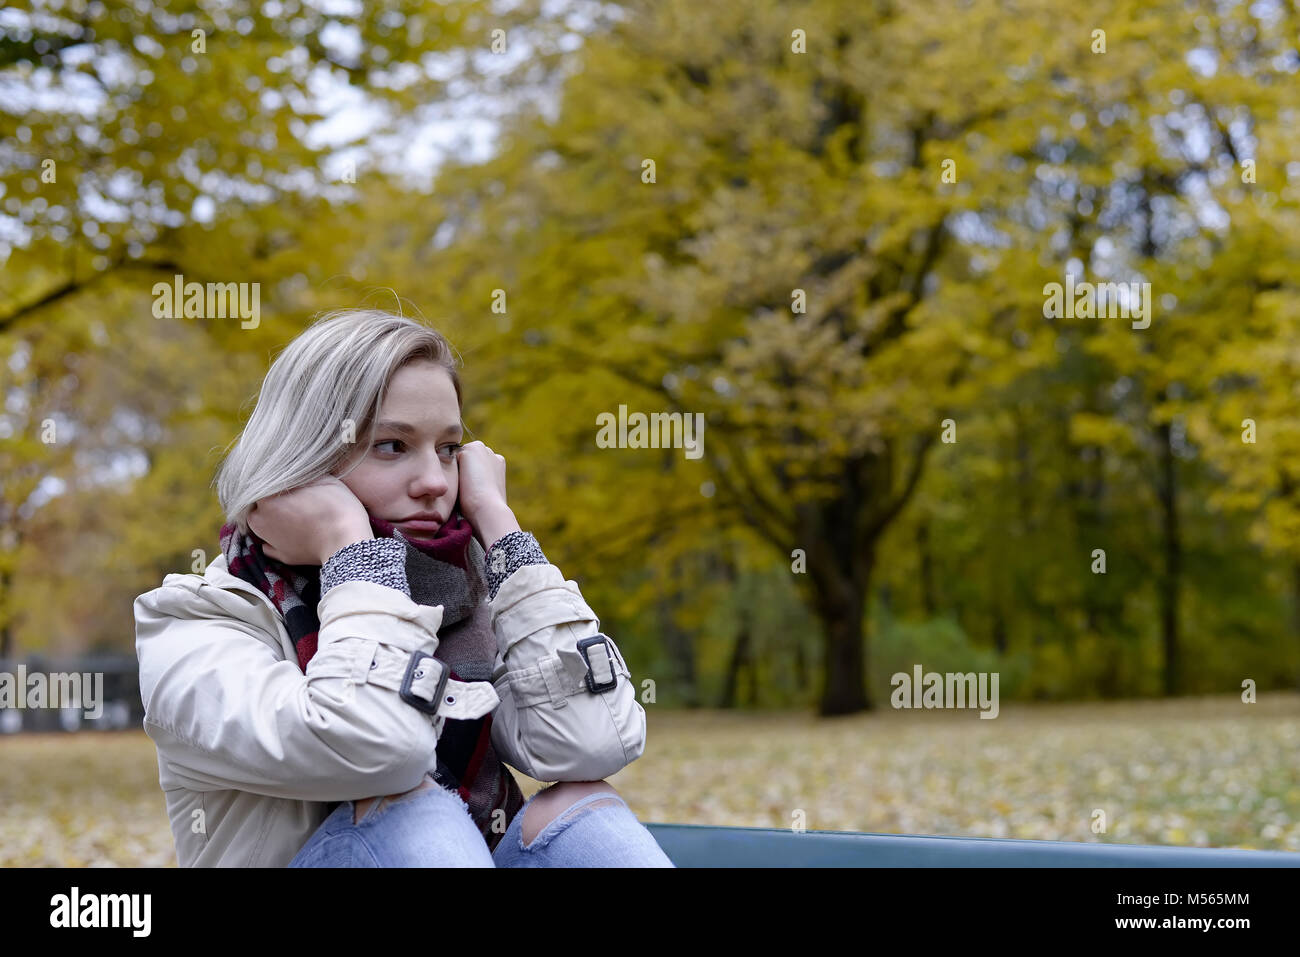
[395,519,442,532]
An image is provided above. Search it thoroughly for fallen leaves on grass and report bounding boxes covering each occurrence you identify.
[2,693,1297,865]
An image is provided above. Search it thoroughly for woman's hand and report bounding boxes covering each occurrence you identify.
[248,476,374,566]
[455,441,520,550]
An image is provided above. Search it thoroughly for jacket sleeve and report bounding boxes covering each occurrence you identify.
[135,577,454,802]
[487,561,646,782]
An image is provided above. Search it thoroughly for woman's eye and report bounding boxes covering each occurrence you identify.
[374,440,459,458]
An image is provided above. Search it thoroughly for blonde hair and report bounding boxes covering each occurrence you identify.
[214,308,463,535]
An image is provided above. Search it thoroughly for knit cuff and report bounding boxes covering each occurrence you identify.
[321,537,411,598]
[485,530,549,603]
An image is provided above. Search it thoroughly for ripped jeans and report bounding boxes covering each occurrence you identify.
[288,773,675,867]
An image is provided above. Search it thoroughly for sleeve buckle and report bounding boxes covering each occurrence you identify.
[576,634,618,693]
[400,649,450,716]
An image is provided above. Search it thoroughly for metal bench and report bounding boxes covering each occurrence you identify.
[642,822,1300,867]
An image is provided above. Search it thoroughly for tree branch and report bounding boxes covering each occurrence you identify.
[0,257,185,333]
[865,431,936,541]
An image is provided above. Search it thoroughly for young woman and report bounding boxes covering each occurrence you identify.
[134,308,673,867]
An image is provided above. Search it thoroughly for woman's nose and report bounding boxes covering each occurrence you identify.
[410,453,452,497]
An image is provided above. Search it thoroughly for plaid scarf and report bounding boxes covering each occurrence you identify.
[218,511,524,852]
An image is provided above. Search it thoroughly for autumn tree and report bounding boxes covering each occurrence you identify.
[0,0,593,651]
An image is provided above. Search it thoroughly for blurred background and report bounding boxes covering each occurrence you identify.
[2,0,1299,864]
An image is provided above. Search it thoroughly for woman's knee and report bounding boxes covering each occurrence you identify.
[521,780,621,847]
[352,772,441,826]
[352,781,494,866]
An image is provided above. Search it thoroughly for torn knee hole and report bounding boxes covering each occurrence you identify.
[354,775,441,825]
[522,796,625,848]
[580,797,625,813]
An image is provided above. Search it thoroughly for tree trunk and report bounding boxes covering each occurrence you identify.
[658,556,700,707]
[1156,419,1182,695]
[719,625,752,709]
[793,635,808,694]
[659,602,699,708]
[1292,561,1300,693]
[989,554,1008,654]
[992,601,1008,656]
[801,531,874,716]
[747,631,760,706]
[815,579,870,715]
[0,566,12,659]
[794,439,931,715]
[717,547,753,708]
[916,519,936,617]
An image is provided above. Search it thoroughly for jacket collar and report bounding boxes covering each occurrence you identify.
[204,550,271,601]
[196,552,297,662]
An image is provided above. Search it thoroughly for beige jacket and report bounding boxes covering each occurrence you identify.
[133,552,644,866]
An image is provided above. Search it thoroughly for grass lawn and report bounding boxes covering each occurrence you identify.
[2,693,1298,865]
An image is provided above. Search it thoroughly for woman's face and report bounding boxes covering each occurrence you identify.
[339,359,463,536]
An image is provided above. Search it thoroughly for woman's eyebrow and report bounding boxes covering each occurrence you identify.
[376,419,464,438]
